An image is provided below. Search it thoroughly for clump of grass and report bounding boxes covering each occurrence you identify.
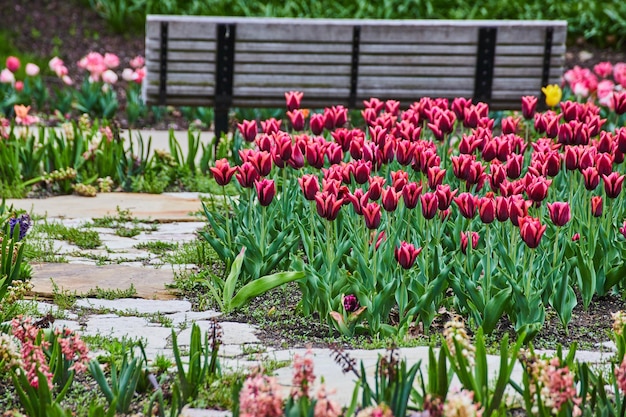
[82,284,137,300]
[37,221,101,249]
[135,240,178,254]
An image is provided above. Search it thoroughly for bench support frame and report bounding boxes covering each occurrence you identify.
[215,23,237,148]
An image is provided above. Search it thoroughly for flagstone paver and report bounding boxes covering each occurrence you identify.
[30,262,180,300]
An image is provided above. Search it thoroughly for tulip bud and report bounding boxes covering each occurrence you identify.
[362,202,381,229]
[460,231,479,254]
[237,120,258,142]
[591,196,603,217]
[298,174,320,201]
[381,186,399,212]
[547,202,571,227]
[454,192,478,219]
[209,158,237,186]
[521,96,537,119]
[255,179,276,206]
[309,113,325,135]
[518,216,547,249]
[14,80,23,92]
[6,56,20,73]
[603,172,625,198]
[284,90,304,111]
[420,192,438,219]
[235,162,260,188]
[395,241,422,269]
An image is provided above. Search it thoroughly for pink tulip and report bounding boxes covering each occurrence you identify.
[395,241,422,269]
[519,216,547,249]
[103,53,120,69]
[101,69,118,84]
[130,55,145,69]
[25,63,40,77]
[0,68,15,84]
[6,56,20,73]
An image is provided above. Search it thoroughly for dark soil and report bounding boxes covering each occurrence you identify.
[4,0,626,350]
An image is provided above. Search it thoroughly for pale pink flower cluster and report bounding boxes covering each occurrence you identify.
[356,403,393,417]
[11,316,53,389]
[563,62,626,110]
[443,316,475,365]
[78,51,120,83]
[10,316,90,389]
[121,55,146,84]
[442,388,483,417]
[0,333,23,370]
[238,373,284,417]
[55,327,90,373]
[314,384,342,417]
[525,354,581,417]
[239,348,341,417]
[612,310,626,336]
[49,57,73,85]
[291,349,316,398]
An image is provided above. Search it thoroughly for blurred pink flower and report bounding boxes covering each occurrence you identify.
[122,68,135,82]
[79,52,107,81]
[564,66,598,97]
[62,75,73,85]
[103,52,120,68]
[594,61,613,78]
[25,63,40,76]
[6,56,20,72]
[49,56,69,77]
[101,69,118,84]
[0,68,15,84]
[15,80,23,92]
[130,55,145,69]
[597,80,615,109]
[614,63,626,88]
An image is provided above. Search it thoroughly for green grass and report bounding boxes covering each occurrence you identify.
[36,220,102,249]
[82,284,137,300]
[135,240,179,254]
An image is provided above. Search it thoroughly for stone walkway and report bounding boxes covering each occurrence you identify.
[6,190,618,416]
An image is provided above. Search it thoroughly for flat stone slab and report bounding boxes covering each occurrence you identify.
[76,298,193,314]
[30,263,179,300]
[7,192,205,222]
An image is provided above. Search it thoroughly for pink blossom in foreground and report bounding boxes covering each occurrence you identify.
[291,348,315,398]
[6,56,20,72]
[130,55,145,69]
[25,63,40,76]
[0,68,15,84]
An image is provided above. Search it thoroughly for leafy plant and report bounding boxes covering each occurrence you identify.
[88,342,147,414]
[204,247,305,313]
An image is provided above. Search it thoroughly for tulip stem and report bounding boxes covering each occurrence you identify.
[485,225,491,298]
[526,249,536,297]
[223,185,232,252]
[309,201,316,261]
[260,205,266,258]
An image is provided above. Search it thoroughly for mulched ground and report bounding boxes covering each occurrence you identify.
[3,0,626,349]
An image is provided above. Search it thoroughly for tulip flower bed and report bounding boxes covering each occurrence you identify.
[204,88,626,340]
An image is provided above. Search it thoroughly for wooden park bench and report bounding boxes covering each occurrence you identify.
[143,16,567,138]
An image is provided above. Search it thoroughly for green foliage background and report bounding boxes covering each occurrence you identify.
[86,0,626,47]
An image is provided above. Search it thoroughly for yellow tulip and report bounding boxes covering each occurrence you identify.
[541,84,562,108]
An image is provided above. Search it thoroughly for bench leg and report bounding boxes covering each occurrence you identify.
[214,107,229,155]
